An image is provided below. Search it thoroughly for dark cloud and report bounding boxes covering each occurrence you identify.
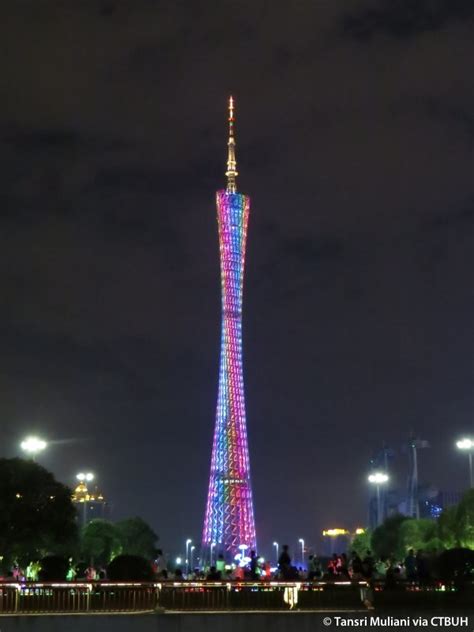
[282,235,344,264]
[341,0,474,40]
[1,126,129,153]
[421,200,474,232]
[250,231,346,304]
[90,162,217,196]
[421,98,474,143]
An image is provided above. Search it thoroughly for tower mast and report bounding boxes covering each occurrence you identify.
[225,96,238,193]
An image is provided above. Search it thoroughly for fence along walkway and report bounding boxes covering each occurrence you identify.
[0,581,366,613]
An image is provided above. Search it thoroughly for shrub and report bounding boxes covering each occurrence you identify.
[438,548,474,587]
[107,554,154,581]
[39,555,69,581]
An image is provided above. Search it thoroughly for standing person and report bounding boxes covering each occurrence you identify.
[340,553,350,579]
[278,545,291,580]
[234,565,244,580]
[249,550,258,580]
[85,565,96,581]
[66,563,77,582]
[215,553,226,578]
[350,552,363,579]
[361,551,375,610]
[12,562,22,581]
[154,549,167,574]
[26,562,35,581]
[263,559,271,580]
[404,549,417,582]
[362,550,374,579]
[307,555,317,580]
[416,550,429,585]
[327,554,339,577]
[31,561,41,581]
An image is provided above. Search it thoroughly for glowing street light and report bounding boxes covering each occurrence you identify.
[185,539,192,574]
[368,472,389,526]
[76,472,94,483]
[298,538,305,567]
[456,438,474,488]
[20,436,47,460]
[273,541,279,562]
[190,545,195,571]
[176,557,182,565]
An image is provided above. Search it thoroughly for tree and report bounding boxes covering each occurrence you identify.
[115,517,159,559]
[399,518,441,554]
[438,505,458,549]
[454,490,474,548]
[0,458,78,568]
[371,514,407,559]
[81,519,120,566]
[350,530,372,559]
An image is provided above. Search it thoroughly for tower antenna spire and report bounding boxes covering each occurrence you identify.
[225,95,238,193]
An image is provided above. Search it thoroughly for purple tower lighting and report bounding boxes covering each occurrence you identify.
[202,97,257,561]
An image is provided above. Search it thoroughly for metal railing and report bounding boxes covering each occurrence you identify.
[0,583,159,614]
[158,581,366,611]
[0,581,366,614]
[1,580,472,614]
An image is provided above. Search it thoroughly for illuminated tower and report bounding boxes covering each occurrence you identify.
[202,97,256,561]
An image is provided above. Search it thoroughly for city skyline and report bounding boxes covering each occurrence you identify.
[0,1,472,556]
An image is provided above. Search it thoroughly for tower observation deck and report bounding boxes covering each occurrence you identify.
[202,97,257,561]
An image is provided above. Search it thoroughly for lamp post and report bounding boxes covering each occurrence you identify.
[210,542,216,567]
[368,472,389,526]
[298,538,305,567]
[190,546,195,572]
[273,541,279,563]
[75,472,95,526]
[185,539,192,575]
[20,436,47,461]
[456,439,474,488]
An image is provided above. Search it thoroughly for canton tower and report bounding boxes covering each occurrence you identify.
[202,97,257,561]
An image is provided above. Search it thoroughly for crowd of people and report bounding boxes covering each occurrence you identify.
[6,560,108,582]
[3,546,433,585]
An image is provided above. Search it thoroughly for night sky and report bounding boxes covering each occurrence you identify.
[1,1,473,560]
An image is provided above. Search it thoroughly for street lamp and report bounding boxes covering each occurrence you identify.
[190,545,195,571]
[210,542,216,566]
[368,472,389,526]
[20,436,47,460]
[298,538,305,567]
[273,541,279,562]
[185,539,192,574]
[75,473,95,526]
[456,439,474,488]
[76,472,94,483]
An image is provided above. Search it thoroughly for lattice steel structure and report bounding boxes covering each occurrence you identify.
[202,97,256,561]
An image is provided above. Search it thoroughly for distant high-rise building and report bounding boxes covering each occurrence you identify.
[202,97,256,561]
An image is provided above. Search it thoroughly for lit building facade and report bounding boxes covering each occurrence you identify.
[202,97,256,561]
[72,478,108,527]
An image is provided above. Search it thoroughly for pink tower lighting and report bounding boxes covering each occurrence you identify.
[202,97,257,560]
